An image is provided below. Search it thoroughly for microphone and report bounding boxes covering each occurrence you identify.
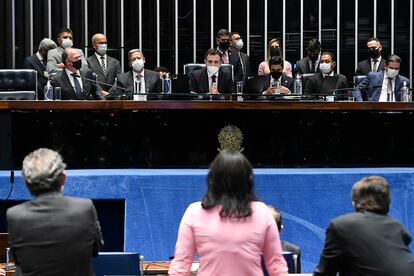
[73,73,127,91]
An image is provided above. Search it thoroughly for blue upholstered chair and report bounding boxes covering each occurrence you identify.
[92,252,141,276]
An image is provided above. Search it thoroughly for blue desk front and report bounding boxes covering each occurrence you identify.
[1,168,414,272]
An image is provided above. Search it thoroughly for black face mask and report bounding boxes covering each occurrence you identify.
[72,59,82,70]
[219,42,230,51]
[270,47,281,57]
[309,54,318,62]
[368,48,380,59]
[270,71,282,80]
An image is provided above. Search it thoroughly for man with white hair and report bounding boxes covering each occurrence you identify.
[6,148,103,276]
[22,38,57,99]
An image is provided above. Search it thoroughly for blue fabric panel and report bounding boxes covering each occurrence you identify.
[2,168,414,273]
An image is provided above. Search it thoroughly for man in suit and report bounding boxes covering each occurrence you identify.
[304,52,348,96]
[22,38,57,99]
[314,176,414,276]
[51,48,103,100]
[7,148,103,276]
[110,49,161,98]
[295,38,321,74]
[47,27,88,75]
[216,29,242,83]
[268,205,301,273]
[355,54,410,101]
[87,33,121,92]
[189,48,234,94]
[355,37,385,76]
[262,55,294,95]
[230,31,252,82]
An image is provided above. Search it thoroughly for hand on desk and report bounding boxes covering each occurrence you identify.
[0,268,5,276]
[263,86,291,95]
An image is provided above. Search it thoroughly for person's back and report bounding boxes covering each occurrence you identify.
[326,211,414,276]
[7,194,100,276]
[6,148,103,276]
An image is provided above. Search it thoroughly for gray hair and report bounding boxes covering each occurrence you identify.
[22,148,67,196]
[128,49,144,61]
[38,38,57,51]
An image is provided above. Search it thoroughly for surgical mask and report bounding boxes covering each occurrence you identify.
[132,59,144,72]
[61,38,73,49]
[219,42,230,51]
[72,59,82,70]
[319,62,332,74]
[96,44,107,55]
[386,68,399,79]
[270,47,281,57]
[207,65,219,75]
[270,71,282,80]
[368,48,380,59]
[235,39,244,50]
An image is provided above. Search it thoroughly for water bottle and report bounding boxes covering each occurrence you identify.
[163,74,172,94]
[400,81,411,102]
[294,74,303,95]
[44,80,54,100]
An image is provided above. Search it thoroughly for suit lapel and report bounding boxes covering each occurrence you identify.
[144,72,152,93]
[81,70,92,98]
[201,69,209,93]
[91,55,106,77]
[62,71,78,99]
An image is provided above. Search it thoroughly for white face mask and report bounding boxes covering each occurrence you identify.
[61,38,73,49]
[319,62,332,74]
[235,39,244,50]
[207,65,219,75]
[132,59,145,72]
[386,68,399,79]
[96,44,107,55]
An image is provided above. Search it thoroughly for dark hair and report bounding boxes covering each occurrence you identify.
[230,31,241,38]
[216,29,231,38]
[202,150,258,218]
[204,48,222,59]
[386,54,401,65]
[57,27,73,37]
[269,55,284,67]
[306,38,321,52]
[367,37,381,43]
[154,66,169,73]
[352,176,391,215]
[320,51,336,62]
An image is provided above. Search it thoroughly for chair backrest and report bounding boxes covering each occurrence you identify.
[353,75,367,87]
[183,64,206,75]
[301,73,315,90]
[261,251,295,275]
[183,63,234,81]
[0,69,38,100]
[92,252,140,276]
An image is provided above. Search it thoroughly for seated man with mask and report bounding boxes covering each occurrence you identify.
[355,54,410,101]
[303,52,348,96]
[110,49,161,97]
[262,55,294,95]
[189,48,234,94]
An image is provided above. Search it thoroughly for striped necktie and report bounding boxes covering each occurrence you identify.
[100,56,107,75]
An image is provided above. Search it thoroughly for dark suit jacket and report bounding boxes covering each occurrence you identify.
[189,68,234,94]
[355,58,386,76]
[304,72,348,95]
[229,49,252,82]
[262,74,294,93]
[111,69,162,95]
[355,71,410,101]
[295,56,320,74]
[314,211,414,276]
[50,68,103,100]
[87,54,121,91]
[7,192,104,276]
[282,240,301,273]
[22,54,48,100]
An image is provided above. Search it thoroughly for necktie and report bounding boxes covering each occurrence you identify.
[100,56,107,75]
[311,61,316,73]
[210,75,218,93]
[372,59,378,72]
[222,53,229,64]
[387,77,394,102]
[71,73,82,98]
[136,75,142,93]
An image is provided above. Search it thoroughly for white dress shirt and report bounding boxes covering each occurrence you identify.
[207,70,219,92]
[133,69,146,93]
[379,73,396,102]
[370,56,382,72]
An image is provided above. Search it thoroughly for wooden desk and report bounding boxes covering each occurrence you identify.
[2,100,414,169]
[0,263,14,276]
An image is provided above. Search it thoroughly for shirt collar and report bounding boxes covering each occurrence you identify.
[322,71,335,78]
[95,52,107,60]
[65,68,80,77]
[133,69,145,79]
[370,56,382,62]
